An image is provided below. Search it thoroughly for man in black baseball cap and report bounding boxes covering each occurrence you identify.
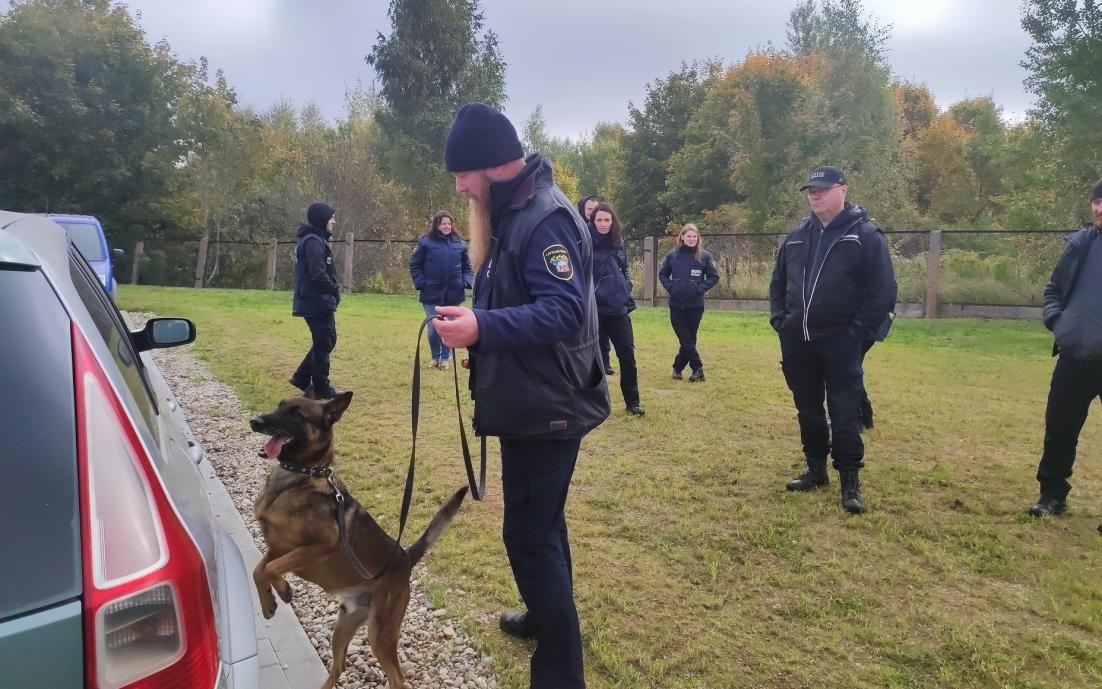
[769,165,897,514]
[1028,178,1102,517]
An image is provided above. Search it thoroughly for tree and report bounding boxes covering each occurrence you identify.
[367,0,507,215]
[1021,0,1102,205]
[890,81,938,139]
[0,0,201,245]
[574,122,624,200]
[947,97,1008,208]
[786,0,893,70]
[612,60,722,237]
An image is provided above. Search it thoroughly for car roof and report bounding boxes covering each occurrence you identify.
[1,211,76,274]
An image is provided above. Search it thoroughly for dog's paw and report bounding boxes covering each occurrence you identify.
[275,578,294,604]
[259,593,278,619]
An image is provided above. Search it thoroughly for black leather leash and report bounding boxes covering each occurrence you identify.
[279,314,485,581]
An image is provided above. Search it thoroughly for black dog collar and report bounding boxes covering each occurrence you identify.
[278,462,332,478]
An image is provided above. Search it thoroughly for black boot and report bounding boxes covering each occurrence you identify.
[840,469,866,514]
[671,367,683,380]
[786,456,829,491]
[688,367,705,382]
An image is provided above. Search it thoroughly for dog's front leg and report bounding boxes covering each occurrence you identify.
[252,552,280,619]
[262,543,333,610]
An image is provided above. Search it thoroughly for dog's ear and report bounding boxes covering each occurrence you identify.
[323,390,354,426]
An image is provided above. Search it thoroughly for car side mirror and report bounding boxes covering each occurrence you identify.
[131,317,196,353]
[112,248,124,259]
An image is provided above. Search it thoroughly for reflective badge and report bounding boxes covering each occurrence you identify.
[543,244,574,281]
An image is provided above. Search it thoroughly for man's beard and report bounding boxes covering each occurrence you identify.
[467,196,493,268]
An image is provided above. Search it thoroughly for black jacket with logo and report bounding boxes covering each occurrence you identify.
[292,224,340,317]
[769,203,896,342]
[658,246,720,308]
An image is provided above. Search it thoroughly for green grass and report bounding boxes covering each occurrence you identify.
[118,285,1102,689]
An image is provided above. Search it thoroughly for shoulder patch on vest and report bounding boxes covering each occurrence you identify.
[542,244,574,281]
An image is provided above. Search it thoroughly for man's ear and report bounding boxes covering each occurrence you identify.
[324,391,354,426]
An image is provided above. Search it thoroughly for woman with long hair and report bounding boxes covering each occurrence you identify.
[578,194,613,374]
[590,202,644,415]
[658,223,720,381]
[409,211,474,369]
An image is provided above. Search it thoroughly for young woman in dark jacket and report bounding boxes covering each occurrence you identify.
[409,211,474,369]
[591,202,644,415]
[658,223,720,381]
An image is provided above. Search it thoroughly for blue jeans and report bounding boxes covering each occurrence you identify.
[421,304,451,361]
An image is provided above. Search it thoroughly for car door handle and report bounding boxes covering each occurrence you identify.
[187,439,204,465]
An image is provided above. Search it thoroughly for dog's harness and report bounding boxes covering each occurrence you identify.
[277,315,486,581]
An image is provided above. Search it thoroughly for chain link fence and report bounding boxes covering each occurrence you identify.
[121,229,1072,309]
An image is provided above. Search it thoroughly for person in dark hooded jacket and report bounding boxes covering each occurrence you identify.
[289,202,343,399]
[590,202,644,415]
[769,166,896,514]
[578,195,614,375]
[410,211,474,369]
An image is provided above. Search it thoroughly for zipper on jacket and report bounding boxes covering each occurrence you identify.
[803,229,853,341]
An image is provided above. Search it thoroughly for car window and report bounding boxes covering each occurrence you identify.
[0,268,82,619]
[68,248,159,427]
[55,221,106,262]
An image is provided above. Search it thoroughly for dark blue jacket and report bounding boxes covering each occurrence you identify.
[468,155,610,439]
[409,231,474,306]
[292,224,340,317]
[591,232,635,316]
[769,203,896,342]
[1043,225,1100,356]
[659,246,720,308]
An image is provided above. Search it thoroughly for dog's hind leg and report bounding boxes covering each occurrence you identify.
[367,585,412,689]
[319,600,372,689]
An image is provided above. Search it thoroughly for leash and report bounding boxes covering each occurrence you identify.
[278,314,485,581]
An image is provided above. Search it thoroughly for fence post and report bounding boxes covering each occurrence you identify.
[643,236,656,306]
[342,232,355,293]
[926,230,942,318]
[194,234,209,288]
[266,238,278,290]
[131,241,143,285]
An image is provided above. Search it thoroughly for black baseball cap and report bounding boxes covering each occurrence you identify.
[800,165,847,191]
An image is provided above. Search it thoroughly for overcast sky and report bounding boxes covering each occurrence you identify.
[6,0,1035,138]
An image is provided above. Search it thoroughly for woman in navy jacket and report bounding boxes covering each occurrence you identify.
[659,223,720,381]
[409,211,474,368]
[591,202,644,415]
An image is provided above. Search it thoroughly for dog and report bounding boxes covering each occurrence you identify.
[249,391,466,689]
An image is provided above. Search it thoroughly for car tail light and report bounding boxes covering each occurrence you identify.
[73,324,219,689]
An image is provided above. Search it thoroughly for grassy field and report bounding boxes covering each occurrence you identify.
[119,286,1102,689]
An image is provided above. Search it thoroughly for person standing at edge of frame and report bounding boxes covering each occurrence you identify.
[590,201,645,416]
[769,165,896,514]
[432,102,610,689]
[289,202,344,400]
[578,194,613,376]
[1028,178,1102,518]
[409,210,474,370]
[658,223,720,382]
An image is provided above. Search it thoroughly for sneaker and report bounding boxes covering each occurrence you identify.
[499,610,536,640]
[429,358,440,368]
[1028,496,1067,517]
[605,365,615,375]
[438,359,450,370]
[627,405,646,416]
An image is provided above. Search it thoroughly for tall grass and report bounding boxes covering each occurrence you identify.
[120,286,1102,689]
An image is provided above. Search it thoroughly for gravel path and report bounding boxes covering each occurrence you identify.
[135,313,500,689]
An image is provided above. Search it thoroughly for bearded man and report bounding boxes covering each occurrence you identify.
[432,102,609,689]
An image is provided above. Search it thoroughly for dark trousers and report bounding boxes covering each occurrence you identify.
[669,306,705,372]
[599,314,640,408]
[1036,354,1102,500]
[780,334,865,470]
[500,437,585,689]
[860,339,875,416]
[599,334,611,371]
[291,313,336,392]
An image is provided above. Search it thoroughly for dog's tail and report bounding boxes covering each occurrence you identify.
[406,487,468,567]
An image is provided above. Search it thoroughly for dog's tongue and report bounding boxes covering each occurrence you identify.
[261,436,289,460]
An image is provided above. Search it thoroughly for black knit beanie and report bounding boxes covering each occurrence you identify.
[444,102,524,172]
[1092,179,1102,201]
[306,202,336,230]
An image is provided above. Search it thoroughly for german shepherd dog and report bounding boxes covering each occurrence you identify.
[249,391,466,689]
